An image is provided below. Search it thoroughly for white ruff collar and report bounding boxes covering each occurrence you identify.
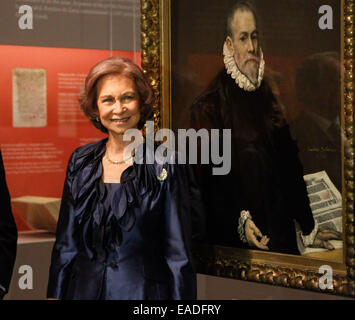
[223,41,265,92]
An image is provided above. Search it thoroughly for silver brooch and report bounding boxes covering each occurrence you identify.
[157,168,168,181]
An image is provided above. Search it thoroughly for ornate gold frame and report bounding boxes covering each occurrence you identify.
[141,0,355,297]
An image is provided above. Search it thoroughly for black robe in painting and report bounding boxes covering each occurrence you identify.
[190,69,314,255]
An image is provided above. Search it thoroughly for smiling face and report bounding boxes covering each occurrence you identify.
[226,9,260,84]
[96,73,140,136]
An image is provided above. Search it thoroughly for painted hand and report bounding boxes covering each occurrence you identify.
[310,227,342,250]
[245,219,270,250]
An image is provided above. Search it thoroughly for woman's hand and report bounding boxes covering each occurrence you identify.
[245,219,270,250]
[310,227,342,250]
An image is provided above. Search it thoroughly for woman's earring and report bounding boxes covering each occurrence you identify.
[96,117,100,122]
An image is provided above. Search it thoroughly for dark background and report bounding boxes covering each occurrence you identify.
[0,0,140,50]
[171,0,341,129]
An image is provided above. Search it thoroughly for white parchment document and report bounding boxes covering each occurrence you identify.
[12,68,47,127]
[296,170,343,255]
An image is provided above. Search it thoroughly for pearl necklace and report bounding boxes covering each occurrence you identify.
[105,146,133,164]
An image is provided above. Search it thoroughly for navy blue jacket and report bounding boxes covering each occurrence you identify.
[47,138,203,300]
[0,150,18,297]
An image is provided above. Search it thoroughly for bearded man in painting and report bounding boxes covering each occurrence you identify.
[190,0,341,254]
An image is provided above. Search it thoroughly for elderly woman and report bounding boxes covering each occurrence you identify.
[47,56,203,300]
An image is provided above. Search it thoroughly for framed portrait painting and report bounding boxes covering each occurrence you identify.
[141,0,355,297]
